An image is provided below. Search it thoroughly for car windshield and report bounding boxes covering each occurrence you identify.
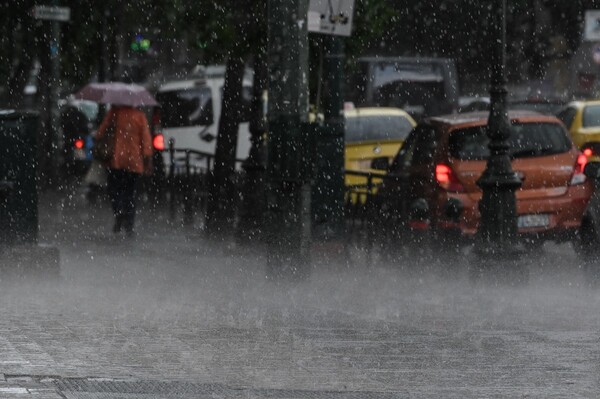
[345,114,414,143]
[72,101,98,122]
[582,104,600,127]
[155,87,212,128]
[449,122,571,160]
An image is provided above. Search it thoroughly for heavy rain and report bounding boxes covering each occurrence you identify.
[1,0,600,398]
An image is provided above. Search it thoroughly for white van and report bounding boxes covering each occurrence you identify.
[155,65,253,169]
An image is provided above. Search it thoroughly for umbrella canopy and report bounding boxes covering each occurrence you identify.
[74,82,159,107]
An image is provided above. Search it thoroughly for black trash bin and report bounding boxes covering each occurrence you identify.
[0,109,59,274]
[0,110,39,244]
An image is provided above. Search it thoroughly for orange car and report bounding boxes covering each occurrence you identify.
[381,111,593,251]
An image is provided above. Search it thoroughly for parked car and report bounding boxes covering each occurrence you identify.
[155,65,253,170]
[380,111,594,255]
[59,99,98,178]
[557,100,600,164]
[344,107,416,196]
[346,57,459,121]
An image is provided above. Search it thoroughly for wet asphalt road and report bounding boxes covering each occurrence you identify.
[1,188,600,397]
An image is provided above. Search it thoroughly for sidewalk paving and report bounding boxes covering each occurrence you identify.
[0,188,599,397]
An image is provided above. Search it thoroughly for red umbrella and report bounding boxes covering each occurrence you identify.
[74,82,159,107]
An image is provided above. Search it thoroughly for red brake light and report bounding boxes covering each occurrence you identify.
[435,164,464,192]
[74,139,84,149]
[576,153,588,174]
[570,153,588,185]
[153,134,165,151]
[583,148,593,157]
[436,164,451,183]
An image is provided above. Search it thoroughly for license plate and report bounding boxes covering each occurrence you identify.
[73,148,86,160]
[517,214,549,229]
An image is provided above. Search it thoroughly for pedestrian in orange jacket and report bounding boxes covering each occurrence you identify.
[95,106,153,235]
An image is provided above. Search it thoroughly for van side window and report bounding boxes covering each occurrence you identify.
[156,87,213,128]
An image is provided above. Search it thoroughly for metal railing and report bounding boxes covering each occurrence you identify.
[166,140,245,225]
[343,170,388,260]
[342,169,414,264]
[162,147,407,258]
[344,169,385,223]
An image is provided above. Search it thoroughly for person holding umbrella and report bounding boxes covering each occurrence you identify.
[95,106,152,235]
[77,83,158,236]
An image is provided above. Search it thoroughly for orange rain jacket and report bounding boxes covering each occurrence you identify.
[96,107,153,174]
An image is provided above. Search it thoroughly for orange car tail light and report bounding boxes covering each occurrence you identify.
[435,164,464,192]
[570,153,587,185]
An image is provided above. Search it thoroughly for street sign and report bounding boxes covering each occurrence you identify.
[584,10,600,41]
[32,5,71,22]
[307,0,354,37]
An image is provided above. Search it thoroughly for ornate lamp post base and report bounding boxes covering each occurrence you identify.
[473,0,524,272]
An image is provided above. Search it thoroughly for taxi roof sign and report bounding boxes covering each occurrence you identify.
[308,0,354,37]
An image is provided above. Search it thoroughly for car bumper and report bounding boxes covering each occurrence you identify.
[433,183,592,239]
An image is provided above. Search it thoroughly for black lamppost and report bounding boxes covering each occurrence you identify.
[475,0,523,259]
[265,0,310,270]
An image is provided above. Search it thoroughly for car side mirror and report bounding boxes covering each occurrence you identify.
[584,162,600,179]
[371,156,390,171]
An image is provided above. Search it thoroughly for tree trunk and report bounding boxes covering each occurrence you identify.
[205,0,252,235]
[237,50,268,240]
[205,56,246,234]
[237,0,268,240]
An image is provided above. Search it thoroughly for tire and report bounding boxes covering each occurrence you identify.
[575,215,600,273]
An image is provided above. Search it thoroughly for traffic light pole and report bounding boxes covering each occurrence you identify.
[48,0,62,185]
[312,35,345,240]
[266,0,311,271]
[96,4,108,124]
[474,0,522,261]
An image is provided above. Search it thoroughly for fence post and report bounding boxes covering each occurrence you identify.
[168,138,176,221]
[183,150,194,226]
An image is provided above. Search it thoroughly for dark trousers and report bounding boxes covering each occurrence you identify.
[107,168,139,231]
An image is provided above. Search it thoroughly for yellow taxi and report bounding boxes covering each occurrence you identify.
[344,107,416,200]
[557,100,600,162]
